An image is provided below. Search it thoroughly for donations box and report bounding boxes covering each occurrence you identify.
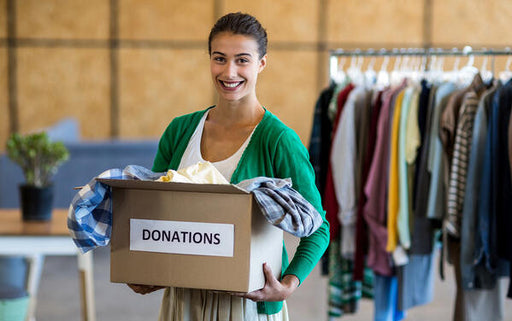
[98,179,283,293]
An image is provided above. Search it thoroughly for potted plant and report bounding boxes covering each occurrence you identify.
[6,132,69,221]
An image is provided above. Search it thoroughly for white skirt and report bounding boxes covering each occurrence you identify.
[158,287,289,321]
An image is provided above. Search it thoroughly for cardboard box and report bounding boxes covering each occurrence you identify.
[98,179,283,293]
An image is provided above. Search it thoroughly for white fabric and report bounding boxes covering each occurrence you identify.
[179,110,254,182]
[157,161,229,184]
[330,86,366,258]
[160,110,287,321]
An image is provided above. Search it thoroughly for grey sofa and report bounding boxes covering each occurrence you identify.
[0,140,159,208]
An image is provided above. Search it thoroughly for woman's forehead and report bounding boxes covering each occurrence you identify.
[210,33,259,55]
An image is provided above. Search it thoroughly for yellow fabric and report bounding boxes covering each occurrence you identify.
[157,161,229,184]
[386,90,405,252]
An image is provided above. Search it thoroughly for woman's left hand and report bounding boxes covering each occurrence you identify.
[234,263,299,302]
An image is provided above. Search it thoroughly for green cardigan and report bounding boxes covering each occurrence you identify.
[152,107,330,314]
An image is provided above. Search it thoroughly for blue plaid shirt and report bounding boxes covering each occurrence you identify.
[237,177,323,238]
[67,165,162,253]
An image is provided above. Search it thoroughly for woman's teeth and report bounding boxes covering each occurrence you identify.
[222,81,242,88]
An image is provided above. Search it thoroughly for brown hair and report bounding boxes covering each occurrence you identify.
[208,12,268,59]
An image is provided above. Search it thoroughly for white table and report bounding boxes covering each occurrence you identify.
[0,209,95,321]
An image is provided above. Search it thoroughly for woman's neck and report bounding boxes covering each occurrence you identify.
[211,97,265,127]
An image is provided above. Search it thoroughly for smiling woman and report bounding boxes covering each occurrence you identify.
[129,12,330,321]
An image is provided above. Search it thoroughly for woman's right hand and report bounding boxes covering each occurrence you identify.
[127,283,165,295]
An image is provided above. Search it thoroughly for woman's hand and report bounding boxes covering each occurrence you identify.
[235,263,299,302]
[127,284,165,295]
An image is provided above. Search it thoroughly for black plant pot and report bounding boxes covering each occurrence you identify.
[19,184,54,221]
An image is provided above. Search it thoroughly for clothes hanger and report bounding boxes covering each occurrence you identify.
[376,55,390,89]
[499,56,512,83]
[480,55,493,83]
[458,46,479,87]
[390,55,403,86]
[334,56,347,85]
[364,57,377,88]
[347,53,365,87]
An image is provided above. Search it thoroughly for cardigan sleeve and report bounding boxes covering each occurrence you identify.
[272,128,330,284]
[151,109,209,172]
[152,120,176,172]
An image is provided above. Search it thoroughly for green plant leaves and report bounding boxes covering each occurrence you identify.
[6,132,70,187]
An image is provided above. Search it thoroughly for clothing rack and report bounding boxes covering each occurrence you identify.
[329,47,512,81]
[330,47,512,57]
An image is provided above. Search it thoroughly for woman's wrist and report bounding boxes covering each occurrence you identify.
[281,274,300,298]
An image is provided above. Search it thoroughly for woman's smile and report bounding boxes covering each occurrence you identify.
[219,80,245,90]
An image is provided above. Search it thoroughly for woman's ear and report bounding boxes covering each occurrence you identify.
[258,55,267,73]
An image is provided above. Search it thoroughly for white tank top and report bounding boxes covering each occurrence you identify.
[178,110,256,182]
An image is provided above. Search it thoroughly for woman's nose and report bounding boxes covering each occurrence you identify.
[224,62,237,78]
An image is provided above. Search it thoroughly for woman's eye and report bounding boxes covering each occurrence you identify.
[238,58,249,64]
[213,57,225,62]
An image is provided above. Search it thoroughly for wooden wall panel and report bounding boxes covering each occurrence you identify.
[16,0,109,39]
[432,0,512,46]
[327,0,424,46]
[0,0,6,39]
[223,0,318,43]
[119,0,214,41]
[119,49,213,138]
[0,48,7,152]
[16,48,110,138]
[257,50,318,145]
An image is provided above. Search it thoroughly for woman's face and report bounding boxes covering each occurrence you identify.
[210,32,266,104]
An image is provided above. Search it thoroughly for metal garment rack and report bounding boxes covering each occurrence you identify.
[329,47,512,79]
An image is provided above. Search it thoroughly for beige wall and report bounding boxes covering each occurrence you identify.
[2,0,512,152]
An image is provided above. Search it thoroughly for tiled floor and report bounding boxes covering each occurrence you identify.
[35,234,511,321]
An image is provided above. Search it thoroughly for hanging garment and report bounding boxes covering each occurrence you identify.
[440,74,484,161]
[460,93,509,320]
[476,81,512,297]
[400,87,421,251]
[331,86,369,258]
[509,110,512,182]
[425,83,456,221]
[410,82,437,255]
[308,84,336,198]
[354,90,384,280]
[445,80,487,238]
[323,84,355,241]
[327,239,373,318]
[460,84,500,290]
[397,252,435,311]
[491,80,512,298]
[373,274,405,321]
[364,82,406,276]
[448,238,508,321]
[386,89,406,254]
[397,86,420,251]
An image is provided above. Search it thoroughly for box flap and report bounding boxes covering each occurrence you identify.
[97,178,249,194]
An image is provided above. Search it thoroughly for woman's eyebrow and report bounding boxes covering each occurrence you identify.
[212,51,252,57]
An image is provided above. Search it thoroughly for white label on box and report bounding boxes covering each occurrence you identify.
[130,219,234,257]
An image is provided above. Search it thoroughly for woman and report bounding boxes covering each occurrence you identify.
[129,12,329,321]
